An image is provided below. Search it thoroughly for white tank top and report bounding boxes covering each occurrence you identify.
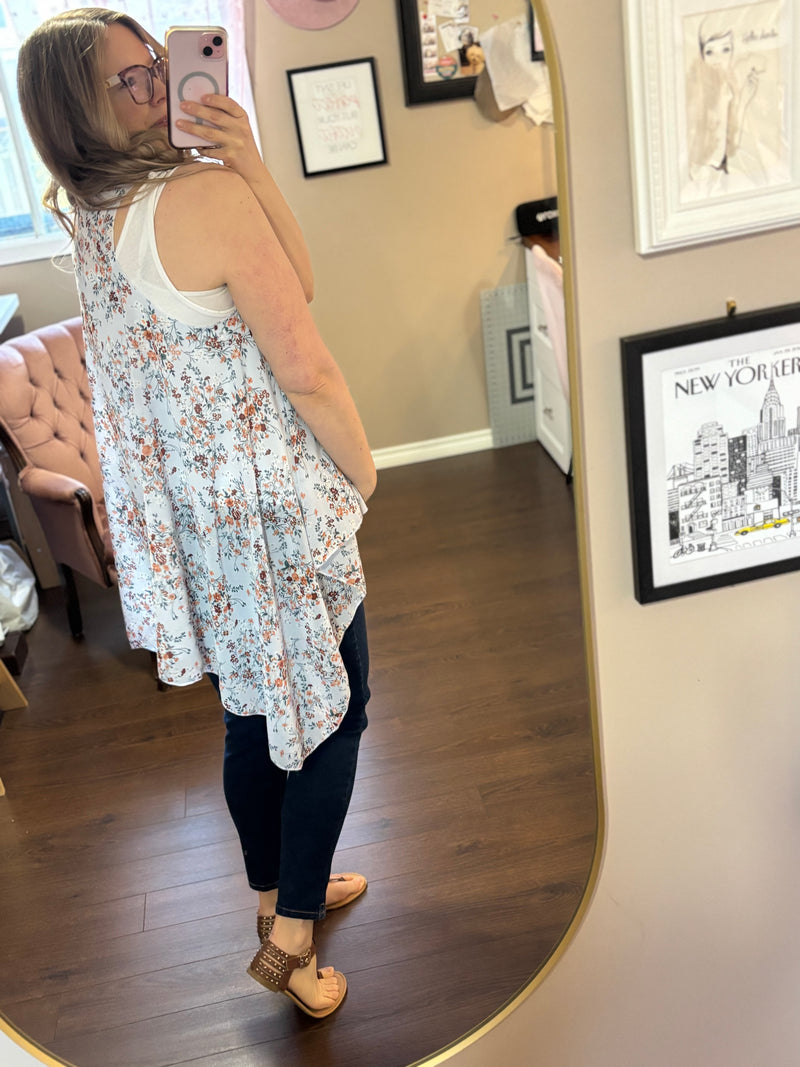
[114,178,236,326]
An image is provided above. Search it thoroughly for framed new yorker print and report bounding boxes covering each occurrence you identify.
[622,303,800,602]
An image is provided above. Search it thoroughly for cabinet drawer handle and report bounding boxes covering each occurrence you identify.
[538,323,549,337]
[543,406,554,418]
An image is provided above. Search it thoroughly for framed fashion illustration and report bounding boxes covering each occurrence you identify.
[287,58,387,177]
[623,0,800,253]
[395,0,483,104]
[622,302,800,602]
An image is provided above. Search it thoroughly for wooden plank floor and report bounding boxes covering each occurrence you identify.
[0,442,597,1067]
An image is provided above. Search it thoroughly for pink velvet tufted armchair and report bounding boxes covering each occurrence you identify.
[0,317,115,638]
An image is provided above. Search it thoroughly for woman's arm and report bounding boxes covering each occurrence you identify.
[175,94,314,301]
[156,168,376,500]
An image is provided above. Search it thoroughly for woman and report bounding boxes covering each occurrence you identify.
[686,15,760,182]
[18,8,377,1018]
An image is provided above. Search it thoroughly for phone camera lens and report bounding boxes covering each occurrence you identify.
[212,35,223,46]
[202,45,213,56]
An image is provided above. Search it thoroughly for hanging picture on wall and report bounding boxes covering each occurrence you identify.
[622,302,800,603]
[528,1,545,61]
[623,0,800,253]
[395,0,484,104]
[287,58,387,177]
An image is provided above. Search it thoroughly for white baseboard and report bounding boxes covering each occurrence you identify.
[372,428,494,470]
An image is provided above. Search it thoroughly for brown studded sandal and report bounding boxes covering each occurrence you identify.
[247,938,347,1018]
[256,914,274,943]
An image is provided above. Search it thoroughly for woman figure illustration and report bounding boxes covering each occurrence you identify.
[686,14,761,180]
[18,7,377,1019]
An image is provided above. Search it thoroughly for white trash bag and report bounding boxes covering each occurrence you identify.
[0,544,39,641]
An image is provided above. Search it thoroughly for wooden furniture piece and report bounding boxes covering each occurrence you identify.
[0,658,27,797]
[0,659,25,711]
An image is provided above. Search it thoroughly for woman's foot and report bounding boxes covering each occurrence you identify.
[284,952,344,1014]
[248,916,346,1016]
[325,872,367,911]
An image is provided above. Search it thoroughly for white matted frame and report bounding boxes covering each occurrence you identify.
[287,58,388,178]
[623,0,800,253]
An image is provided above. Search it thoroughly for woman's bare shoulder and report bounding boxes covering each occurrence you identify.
[159,163,251,217]
[153,164,269,289]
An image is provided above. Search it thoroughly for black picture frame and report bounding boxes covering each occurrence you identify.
[528,2,545,61]
[395,0,478,105]
[621,303,800,603]
[286,58,387,178]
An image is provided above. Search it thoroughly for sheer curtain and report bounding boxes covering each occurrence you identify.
[8,0,257,142]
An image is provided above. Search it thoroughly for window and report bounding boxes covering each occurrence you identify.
[1,0,251,267]
[0,0,64,264]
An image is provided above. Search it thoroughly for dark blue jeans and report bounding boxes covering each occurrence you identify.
[208,602,369,920]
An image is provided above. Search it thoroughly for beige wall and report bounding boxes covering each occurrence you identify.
[249,0,554,450]
[446,0,800,1064]
[0,255,80,328]
[2,0,555,453]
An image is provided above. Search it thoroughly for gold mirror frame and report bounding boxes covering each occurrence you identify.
[0,2,605,1063]
[411,0,607,1060]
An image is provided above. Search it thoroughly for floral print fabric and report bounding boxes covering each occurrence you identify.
[73,193,366,770]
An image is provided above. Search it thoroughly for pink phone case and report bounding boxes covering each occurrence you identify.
[165,27,229,150]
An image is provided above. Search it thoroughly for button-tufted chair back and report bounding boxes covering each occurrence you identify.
[0,317,115,637]
[0,319,107,506]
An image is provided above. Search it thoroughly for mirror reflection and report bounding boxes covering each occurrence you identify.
[0,2,595,1065]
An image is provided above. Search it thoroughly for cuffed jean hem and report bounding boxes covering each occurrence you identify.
[275,904,327,921]
[248,880,279,893]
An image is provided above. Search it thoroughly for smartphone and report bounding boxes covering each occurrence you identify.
[165,27,229,150]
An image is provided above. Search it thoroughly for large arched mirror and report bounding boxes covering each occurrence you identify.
[0,2,598,1065]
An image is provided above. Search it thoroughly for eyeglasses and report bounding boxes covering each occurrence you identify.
[104,56,166,105]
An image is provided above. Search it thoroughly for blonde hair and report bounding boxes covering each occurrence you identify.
[17,7,187,236]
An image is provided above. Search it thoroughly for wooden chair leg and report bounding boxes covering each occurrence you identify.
[59,563,84,640]
[150,650,167,692]
[2,615,29,799]
[0,660,26,711]
[58,567,166,690]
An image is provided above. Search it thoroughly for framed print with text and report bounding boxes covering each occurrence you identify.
[622,303,800,602]
[287,58,387,177]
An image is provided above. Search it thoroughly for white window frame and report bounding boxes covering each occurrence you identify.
[1,0,253,267]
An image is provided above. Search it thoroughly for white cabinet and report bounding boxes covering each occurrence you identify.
[524,246,572,475]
